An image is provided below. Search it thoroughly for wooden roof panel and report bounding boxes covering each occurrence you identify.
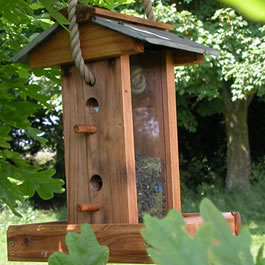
[12,13,219,67]
[92,16,219,56]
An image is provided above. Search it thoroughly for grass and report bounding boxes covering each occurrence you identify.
[1,180,265,264]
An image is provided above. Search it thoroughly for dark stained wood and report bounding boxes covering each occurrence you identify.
[60,6,174,30]
[62,56,138,225]
[7,212,240,263]
[29,23,144,68]
[173,50,204,66]
[161,49,181,212]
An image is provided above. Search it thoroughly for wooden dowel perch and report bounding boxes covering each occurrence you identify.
[77,203,101,212]
[74,125,97,134]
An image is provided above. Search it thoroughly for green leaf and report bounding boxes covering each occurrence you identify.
[25,127,47,145]
[18,169,65,200]
[0,125,11,148]
[39,0,69,29]
[141,209,214,265]
[256,245,265,265]
[31,3,45,10]
[0,171,25,217]
[200,198,254,265]
[48,224,109,265]
[218,0,265,22]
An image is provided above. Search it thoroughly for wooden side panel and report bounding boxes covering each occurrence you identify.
[7,213,240,263]
[29,23,144,68]
[161,50,182,212]
[62,56,138,225]
[62,65,90,223]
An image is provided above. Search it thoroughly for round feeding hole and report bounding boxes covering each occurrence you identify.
[86,98,99,113]
[90,175,103,192]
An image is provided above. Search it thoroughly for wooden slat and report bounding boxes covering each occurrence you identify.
[29,23,144,68]
[7,212,239,263]
[60,6,174,31]
[120,55,139,223]
[173,50,204,66]
[7,223,147,263]
[62,56,138,225]
[161,49,182,211]
[62,64,91,224]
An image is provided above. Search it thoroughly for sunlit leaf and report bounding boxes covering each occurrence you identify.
[218,0,265,22]
[200,198,254,265]
[141,209,213,265]
[48,224,109,265]
[39,0,69,28]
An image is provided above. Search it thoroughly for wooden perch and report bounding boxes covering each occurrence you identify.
[77,203,100,212]
[74,125,97,134]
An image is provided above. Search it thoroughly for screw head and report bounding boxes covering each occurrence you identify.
[144,242,150,248]
[9,241,15,247]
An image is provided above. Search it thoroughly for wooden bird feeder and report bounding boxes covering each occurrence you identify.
[7,6,241,263]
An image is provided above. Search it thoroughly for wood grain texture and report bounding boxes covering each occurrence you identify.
[62,56,137,225]
[7,212,240,263]
[120,55,139,223]
[62,64,91,224]
[29,23,144,68]
[161,49,181,212]
[59,6,174,30]
[173,50,204,66]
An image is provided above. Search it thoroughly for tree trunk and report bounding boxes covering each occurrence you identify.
[223,84,251,190]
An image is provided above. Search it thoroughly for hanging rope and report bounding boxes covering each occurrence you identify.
[142,0,156,21]
[67,0,155,84]
[68,0,96,85]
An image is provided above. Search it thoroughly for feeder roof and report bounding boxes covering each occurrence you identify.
[13,16,219,65]
[91,17,219,56]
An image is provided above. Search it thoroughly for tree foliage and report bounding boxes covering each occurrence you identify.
[153,2,265,189]
[0,1,66,215]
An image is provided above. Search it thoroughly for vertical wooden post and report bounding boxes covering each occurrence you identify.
[61,55,138,224]
[161,49,182,212]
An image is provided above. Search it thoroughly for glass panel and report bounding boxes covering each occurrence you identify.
[130,52,166,223]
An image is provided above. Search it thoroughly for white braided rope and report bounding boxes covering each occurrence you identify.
[68,0,96,85]
[67,0,154,85]
[142,0,155,21]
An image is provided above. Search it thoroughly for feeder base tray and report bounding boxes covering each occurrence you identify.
[7,212,241,263]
